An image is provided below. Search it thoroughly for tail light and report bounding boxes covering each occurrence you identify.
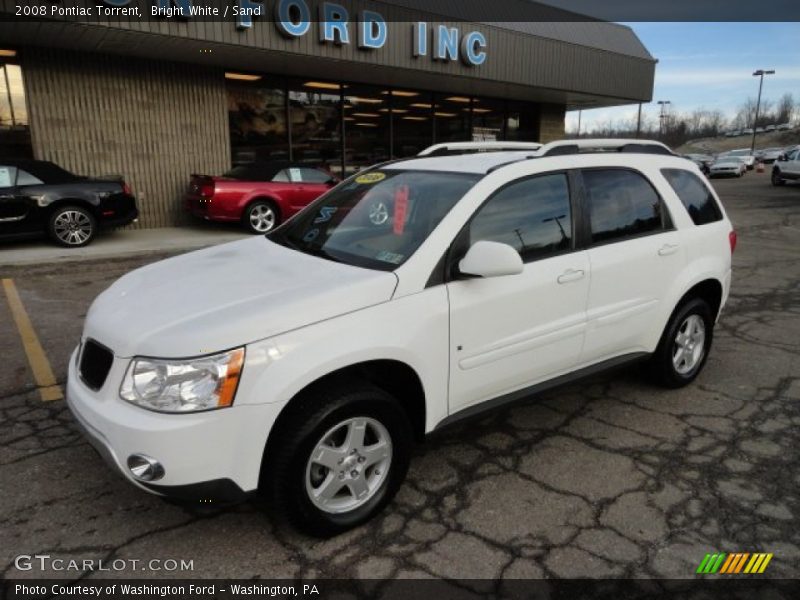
[729,230,737,254]
[122,181,132,196]
[200,182,215,198]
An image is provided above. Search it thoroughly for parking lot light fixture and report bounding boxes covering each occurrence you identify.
[657,100,671,137]
[751,69,775,154]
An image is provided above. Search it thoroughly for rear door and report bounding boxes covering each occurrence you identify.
[579,168,686,364]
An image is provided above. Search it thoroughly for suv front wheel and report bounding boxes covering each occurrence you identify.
[263,380,413,537]
[649,297,714,388]
[771,169,785,186]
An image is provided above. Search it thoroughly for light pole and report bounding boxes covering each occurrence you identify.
[657,100,671,137]
[576,110,582,138]
[636,103,642,138]
[751,69,775,154]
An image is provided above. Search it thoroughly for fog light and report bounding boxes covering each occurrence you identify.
[127,454,165,482]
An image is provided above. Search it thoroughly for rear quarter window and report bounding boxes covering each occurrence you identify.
[661,169,723,226]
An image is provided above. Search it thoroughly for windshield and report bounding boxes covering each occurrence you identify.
[271,169,480,270]
[727,150,749,157]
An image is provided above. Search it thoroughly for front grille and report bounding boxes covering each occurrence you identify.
[79,339,114,391]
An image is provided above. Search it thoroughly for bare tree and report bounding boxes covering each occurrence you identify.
[775,93,795,124]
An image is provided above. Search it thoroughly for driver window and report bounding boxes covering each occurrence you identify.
[469,173,572,263]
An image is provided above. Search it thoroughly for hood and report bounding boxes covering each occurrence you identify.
[84,237,398,358]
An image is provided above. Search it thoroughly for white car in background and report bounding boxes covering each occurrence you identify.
[67,139,734,536]
[709,155,747,177]
[721,149,756,169]
[772,147,800,186]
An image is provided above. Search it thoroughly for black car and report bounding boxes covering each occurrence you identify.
[0,159,138,247]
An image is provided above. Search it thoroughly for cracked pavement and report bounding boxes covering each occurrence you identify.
[1,175,798,580]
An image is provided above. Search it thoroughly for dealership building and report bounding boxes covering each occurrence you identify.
[0,0,656,228]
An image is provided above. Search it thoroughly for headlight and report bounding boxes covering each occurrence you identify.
[119,347,245,413]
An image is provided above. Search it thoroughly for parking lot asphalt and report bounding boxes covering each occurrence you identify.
[1,172,798,580]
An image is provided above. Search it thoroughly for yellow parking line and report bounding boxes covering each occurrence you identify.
[2,278,63,401]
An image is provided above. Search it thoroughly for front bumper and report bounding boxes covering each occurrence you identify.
[66,348,280,502]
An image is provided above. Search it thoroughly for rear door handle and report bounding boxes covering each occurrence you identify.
[557,269,585,284]
[658,243,680,256]
[0,195,15,200]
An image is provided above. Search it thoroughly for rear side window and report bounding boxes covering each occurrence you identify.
[296,168,331,184]
[272,169,290,182]
[469,173,572,263]
[661,168,723,226]
[16,169,44,186]
[583,169,664,244]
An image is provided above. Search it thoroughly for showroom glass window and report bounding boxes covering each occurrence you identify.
[468,173,573,262]
[471,97,505,141]
[226,75,288,164]
[583,169,664,244]
[435,94,471,144]
[661,168,723,226]
[505,101,539,141]
[344,84,390,176]
[0,57,32,159]
[289,81,343,176]
[392,89,434,158]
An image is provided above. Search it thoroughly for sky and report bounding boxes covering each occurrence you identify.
[565,23,800,134]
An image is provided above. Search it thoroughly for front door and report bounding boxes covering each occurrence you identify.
[447,172,590,413]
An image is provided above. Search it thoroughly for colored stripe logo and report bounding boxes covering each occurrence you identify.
[697,553,773,574]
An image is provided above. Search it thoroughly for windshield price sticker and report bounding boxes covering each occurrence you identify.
[355,172,386,185]
[393,184,409,235]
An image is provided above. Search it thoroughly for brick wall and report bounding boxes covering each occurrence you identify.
[23,49,230,228]
[538,103,566,143]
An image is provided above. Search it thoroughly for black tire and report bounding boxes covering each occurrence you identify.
[47,205,96,247]
[772,170,785,186]
[648,297,714,389]
[262,380,413,537]
[243,200,279,234]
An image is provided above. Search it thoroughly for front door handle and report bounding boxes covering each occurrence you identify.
[658,243,680,256]
[557,269,585,284]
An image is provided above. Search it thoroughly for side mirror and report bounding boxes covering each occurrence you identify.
[777,154,787,162]
[458,241,523,278]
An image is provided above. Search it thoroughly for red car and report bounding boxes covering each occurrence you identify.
[184,162,338,233]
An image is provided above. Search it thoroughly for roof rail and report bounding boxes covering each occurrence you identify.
[536,138,674,157]
[483,139,677,174]
[418,141,543,156]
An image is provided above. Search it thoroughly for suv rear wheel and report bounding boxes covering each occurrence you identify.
[263,380,412,537]
[649,297,714,388]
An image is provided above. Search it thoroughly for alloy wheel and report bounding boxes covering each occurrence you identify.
[53,210,93,245]
[249,204,276,233]
[305,417,392,514]
[672,314,706,375]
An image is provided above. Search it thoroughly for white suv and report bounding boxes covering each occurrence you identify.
[68,140,735,536]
